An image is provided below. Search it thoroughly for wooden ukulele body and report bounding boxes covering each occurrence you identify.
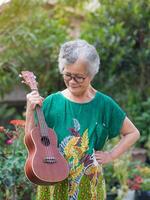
[24,126,69,185]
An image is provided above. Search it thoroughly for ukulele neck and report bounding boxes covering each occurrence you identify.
[35,106,49,137]
[31,89,49,137]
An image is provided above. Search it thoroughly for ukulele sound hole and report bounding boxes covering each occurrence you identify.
[41,136,50,146]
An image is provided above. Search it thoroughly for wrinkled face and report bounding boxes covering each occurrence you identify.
[62,59,92,96]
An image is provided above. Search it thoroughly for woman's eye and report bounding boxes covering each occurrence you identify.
[65,74,71,77]
[76,76,83,80]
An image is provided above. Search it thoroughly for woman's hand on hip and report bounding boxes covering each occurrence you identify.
[95,151,113,164]
[26,91,44,110]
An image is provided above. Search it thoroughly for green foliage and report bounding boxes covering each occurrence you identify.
[0,124,36,199]
[104,163,119,194]
[118,96,150,151]
[104,138,131,199]
[81,0,150,102]
[0,104,23,127]
[127,98,150,148]
[141,179,150,191]
[0,0,68,96]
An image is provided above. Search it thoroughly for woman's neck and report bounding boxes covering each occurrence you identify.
[62,86,97,103]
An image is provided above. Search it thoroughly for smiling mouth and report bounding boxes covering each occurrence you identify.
[70,85,80,88]
[69,83,79,87]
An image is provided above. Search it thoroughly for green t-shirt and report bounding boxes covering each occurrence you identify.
[42,91,126,153]
[35,91,126,200]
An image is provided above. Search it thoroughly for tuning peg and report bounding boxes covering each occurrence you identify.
[19,74,22,78]
[21,80,25,84]
[34,76,36,79]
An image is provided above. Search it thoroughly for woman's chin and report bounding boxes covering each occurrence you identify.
[69,87,84,96]
[70,88,79,94]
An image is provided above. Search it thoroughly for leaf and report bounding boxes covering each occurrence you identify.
[73,118,80,132]
[64,137,79,158]
[81,129,89,152]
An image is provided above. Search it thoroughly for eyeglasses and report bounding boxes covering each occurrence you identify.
[62,73,88,83]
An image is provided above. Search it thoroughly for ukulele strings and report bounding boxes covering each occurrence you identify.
[41,109,55,162]
[37,107,48,147]
[36,107,51,180]
[36,107,51,159]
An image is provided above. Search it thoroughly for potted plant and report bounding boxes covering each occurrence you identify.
[127,162,150,200]
[104,163,118,200]
[104,138,131,200]
[103,139,120,200]
[113,152,131,200]
[135,166,150,200]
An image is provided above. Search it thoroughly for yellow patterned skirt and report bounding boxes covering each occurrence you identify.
[36,164,106,200]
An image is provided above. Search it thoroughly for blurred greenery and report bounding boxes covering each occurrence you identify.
[81,0,150,100]
[0,0,68,96]
[0,124,36,200]
[0,104,23,127]
[104,138,131,199]
[0,0,150,199]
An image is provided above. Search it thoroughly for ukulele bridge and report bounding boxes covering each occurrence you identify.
[43,156,57,164]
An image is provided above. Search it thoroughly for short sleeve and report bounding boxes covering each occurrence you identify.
[108,98,126,139]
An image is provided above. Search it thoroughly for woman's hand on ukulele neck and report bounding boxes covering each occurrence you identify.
[26,91,44,110]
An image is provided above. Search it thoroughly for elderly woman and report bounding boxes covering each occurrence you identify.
[25,39,140,200]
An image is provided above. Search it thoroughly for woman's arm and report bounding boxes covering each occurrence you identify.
[95,117,140,164]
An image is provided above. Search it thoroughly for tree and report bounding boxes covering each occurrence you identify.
[81,0,150,103]
[0,0,68,96]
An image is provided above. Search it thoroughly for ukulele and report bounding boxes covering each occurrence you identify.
[20,71,69,185]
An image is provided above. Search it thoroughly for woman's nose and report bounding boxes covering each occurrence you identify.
[69,77,77,84]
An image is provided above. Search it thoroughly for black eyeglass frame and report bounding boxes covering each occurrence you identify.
[61,73,88,83]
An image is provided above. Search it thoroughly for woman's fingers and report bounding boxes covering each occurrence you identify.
[26,91,44,110]
[95,151,113,164]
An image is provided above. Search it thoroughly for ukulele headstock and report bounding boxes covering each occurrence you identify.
[20,71,38,91]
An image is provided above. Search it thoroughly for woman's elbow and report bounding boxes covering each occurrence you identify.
[134,129,140,141]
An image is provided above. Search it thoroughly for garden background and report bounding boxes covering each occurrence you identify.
[0,0,150,199]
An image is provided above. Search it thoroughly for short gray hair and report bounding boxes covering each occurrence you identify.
[58,39,100,77]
